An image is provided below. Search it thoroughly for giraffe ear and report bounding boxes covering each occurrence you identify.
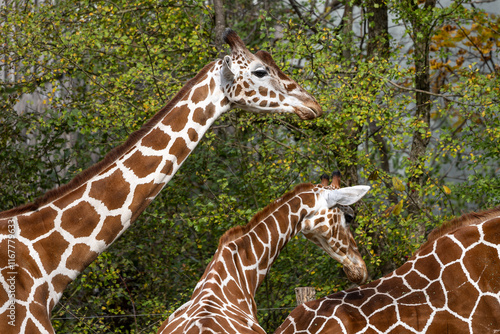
[326,186,370,206]
[221,55,235,84]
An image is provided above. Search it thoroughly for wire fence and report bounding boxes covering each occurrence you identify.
[52,306,296,321]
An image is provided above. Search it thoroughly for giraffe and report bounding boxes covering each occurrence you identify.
[157,174,370,334]
[274,206,500,334]
[0,29,323,334]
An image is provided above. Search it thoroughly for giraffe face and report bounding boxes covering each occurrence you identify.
[300,185,370,284]
[222,30,322,120]
[302,205,368,285]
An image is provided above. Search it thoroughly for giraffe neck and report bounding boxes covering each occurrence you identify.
[29,60,227,248]
[7,60,232,328]
[191,185,319,318]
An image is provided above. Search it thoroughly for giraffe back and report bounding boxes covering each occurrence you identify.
[274,206,500,334]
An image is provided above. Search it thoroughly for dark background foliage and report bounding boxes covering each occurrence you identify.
[1,0,499,332]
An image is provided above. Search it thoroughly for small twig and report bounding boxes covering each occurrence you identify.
[142,38,164,104]
[119,274,138,332]
[385,79,488,107]
[52,303,99,334]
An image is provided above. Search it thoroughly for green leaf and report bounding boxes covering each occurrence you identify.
[392,200,404,216]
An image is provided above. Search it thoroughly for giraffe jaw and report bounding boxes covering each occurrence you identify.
[320,244,368,285]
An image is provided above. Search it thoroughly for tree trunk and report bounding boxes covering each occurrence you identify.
[365,0,391,180]
[364,0,396,275]
[340,2,360,187]
[295,287,316,305]
[366,0,389,59]
[214,0,225,56]
[407,0,436,237]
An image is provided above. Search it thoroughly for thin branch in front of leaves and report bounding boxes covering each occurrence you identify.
[385,79,487,107]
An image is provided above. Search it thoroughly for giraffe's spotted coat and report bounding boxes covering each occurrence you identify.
[157,182,370,334]
[0,30,323,334]
[275,209,500,334]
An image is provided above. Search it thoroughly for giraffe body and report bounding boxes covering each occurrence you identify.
[0,29,322,334]
[158,180,370,334]
[274,207,500,334]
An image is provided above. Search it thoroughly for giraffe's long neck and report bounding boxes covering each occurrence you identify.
[9,60,230,328]
[192,186,320,318]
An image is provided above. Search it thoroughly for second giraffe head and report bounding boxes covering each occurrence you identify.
[301,173,369,285]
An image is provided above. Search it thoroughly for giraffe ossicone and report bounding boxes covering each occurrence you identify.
[0,29,322,334]
[157,175,370,334]
[274,206,500,334]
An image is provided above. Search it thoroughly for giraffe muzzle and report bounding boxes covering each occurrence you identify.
[295,103,323,120]
[342,257,368,285]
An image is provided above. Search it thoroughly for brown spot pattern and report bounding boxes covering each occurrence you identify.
[123,150,162,178]
[191,85,209,104]
[32,231,69,273]
[209,78,216,93]
[273,211,500,334]
[60,201,100,238]
[162,105,190,132]
[192,103,215,126]
[187,128,199,142]
[18,207,57,240]
[96,215,124,243]
[220,96,229,107]
[162,160,174,176]
[53,185,86,210]
[414,254,441,280]
[169,138,191,164]
[89,169,129,210]
[128,180,162,220]
[141,128,171,150]
[52,274,72,294]
[463,243,500,292]
[235,84,242,96]
[66,243,97,271]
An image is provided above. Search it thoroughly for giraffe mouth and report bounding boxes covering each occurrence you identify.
[295,104,323,120]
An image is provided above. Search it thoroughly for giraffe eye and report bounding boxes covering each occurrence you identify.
[345,214,354,225]
[252,69,268,78]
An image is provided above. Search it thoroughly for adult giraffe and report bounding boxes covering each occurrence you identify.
[0,29,322,334]
[275,206,500,334]
[157,174,370,334]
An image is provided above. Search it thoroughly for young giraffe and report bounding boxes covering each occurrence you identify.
[157,174,370,334]
[0,29,322,334]
[275,206,500,334]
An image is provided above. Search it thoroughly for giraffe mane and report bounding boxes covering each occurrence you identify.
[0,61,217,219]
[218,183,315,246]
[415,204,500,254]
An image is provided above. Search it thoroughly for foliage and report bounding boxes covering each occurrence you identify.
[1,0,499,333]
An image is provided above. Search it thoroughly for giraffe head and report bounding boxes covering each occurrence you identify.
[301,176,369,284]
[220,29,322,120]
